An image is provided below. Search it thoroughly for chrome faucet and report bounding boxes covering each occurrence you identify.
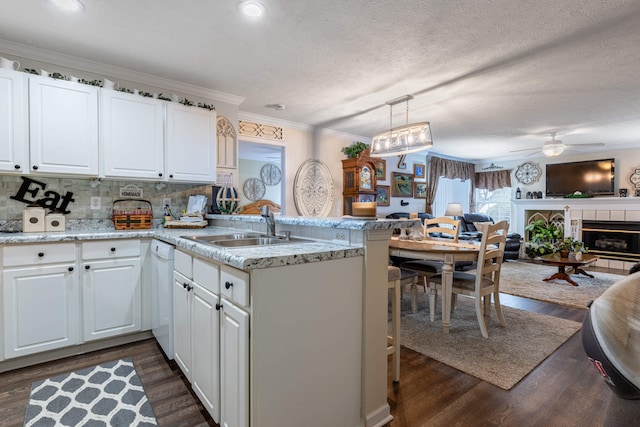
[261,205,276,236]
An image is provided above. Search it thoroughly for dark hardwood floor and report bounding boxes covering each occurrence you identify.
[0,273,620,427]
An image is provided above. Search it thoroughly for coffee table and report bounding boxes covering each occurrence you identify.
[538,253,598,286]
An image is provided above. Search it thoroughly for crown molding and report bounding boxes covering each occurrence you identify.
[238,111,370,143]
[0,39,245,106]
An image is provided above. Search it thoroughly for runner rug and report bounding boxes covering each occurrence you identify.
[23,358,157,426]
[396,292,582,390]
[498,260,624,309]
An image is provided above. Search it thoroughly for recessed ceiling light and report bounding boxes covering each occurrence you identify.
[239,1,265,18]
[51,0,85,11]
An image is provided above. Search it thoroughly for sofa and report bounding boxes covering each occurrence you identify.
[457,213,522,260]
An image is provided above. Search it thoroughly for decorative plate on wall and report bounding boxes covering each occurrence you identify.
[243,178,266,201]
[629,167,640,188]
[293,159,335,217]
[260,163,282,186]
[514,161,542,185]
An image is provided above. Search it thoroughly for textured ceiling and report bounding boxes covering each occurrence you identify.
[1,0,640,160]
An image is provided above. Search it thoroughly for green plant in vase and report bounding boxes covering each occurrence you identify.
[524,217,564,258]
[342,141,370,158]
[556,237,587,258]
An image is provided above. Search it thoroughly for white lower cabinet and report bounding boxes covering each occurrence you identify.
[220,297,249,427]
[2,243,79,359]
[173,251,248,427]
[1,240,145,360]
[192,282,221,421]
[81,240,142,341]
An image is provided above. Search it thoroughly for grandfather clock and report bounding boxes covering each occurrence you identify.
[341,149,377,215]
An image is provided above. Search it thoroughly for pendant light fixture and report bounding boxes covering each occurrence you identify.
[370,95,433,157]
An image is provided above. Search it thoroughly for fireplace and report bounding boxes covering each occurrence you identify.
[582,221,640,262]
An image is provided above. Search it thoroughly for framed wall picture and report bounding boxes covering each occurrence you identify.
[391,172,414,197]
[414,182,427,199]
[413,163,425,179]
[376,185,390,206]
[375,159,386,181]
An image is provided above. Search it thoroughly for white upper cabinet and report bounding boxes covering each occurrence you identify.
[0,69,28,174]
[101,90,165,179]
[166,103,217,183]
[29,75,99,176]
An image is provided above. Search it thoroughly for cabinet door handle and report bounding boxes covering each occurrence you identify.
[68,267,74,272]
[225,281,233,289]
[182,282,188,289]
[14,164,20,169]
[110,247,116,252]
[85,265,91,270]
[158,172,163,177]
[215,303,223,311]
[188,285,193,291]
[169,174,174,178]
[38,252,44,257]
[32,165,39,170]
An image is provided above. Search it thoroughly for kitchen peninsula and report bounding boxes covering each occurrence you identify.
[0,215,419,427]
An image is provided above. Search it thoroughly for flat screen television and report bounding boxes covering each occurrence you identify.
[545,158,615,197]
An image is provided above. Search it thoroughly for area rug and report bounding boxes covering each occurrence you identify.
[24,358,157,427]
[396,292,582,390]
[498,260,624,309]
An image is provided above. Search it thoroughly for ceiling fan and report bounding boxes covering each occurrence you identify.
[510,132,605,157]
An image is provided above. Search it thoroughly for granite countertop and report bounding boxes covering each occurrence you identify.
[0,217,419,270]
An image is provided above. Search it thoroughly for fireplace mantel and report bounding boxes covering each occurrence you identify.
[512,197,640,237]
[512,197,640,270]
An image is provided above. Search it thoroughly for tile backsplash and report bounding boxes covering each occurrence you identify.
[0,175,213,228]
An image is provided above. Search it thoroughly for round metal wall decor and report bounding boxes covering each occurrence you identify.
[293,159,335,217]
[629,167,640,188]
[260,163,282,186]
[243,178,266,201]
[514,161,542,185]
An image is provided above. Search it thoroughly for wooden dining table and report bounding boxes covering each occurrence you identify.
[388,236,481,333]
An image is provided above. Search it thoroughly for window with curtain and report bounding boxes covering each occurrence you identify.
[433,178,470,216]
[475,188,512,229]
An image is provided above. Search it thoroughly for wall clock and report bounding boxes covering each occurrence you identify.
[260,163,282,186]
[515,161,542,185]
[243,178,266,201]
[629,167,640,188]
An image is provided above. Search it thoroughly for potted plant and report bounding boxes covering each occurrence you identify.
[342,141,370,158]
[524,217,564,258]
[556,237,587,258]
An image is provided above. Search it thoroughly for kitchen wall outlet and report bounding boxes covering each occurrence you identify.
[90,197,101,210]
[163,198,171,207]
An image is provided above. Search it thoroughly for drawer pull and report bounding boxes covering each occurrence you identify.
[14,164,20,169]
[225,281,233,289]
[215,303,223,311]
[68,267,74,272]
[32,165,39,170]
[110,247,116,252]
[38,252,44,257]
[85,265,91,270]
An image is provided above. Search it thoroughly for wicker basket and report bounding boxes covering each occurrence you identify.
[112,199,153,230]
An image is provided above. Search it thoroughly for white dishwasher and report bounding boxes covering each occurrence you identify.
[151,239,175,360]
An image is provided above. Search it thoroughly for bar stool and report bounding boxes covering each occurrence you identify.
[387,265,417,382]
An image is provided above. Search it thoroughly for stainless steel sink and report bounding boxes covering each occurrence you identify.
[185,233,262,242]
[181,233,312,248]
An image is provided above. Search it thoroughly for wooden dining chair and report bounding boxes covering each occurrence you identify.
[423,216,460,242]
[427,220,510,338]
[399,217,461,315]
